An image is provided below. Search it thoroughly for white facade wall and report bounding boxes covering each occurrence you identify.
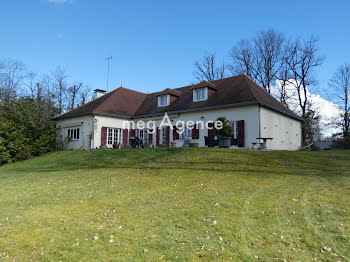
[259,107,302,150]
[55,115,94,150]
[92,115,129,148]
[134,105,259,148]
[55,105,302,150]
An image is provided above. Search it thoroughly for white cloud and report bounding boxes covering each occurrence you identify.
[271,80,342,138]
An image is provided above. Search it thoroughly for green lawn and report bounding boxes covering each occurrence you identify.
[0,148,349,261]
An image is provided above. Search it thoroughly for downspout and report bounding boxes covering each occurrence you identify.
[258,105,261,139]
[92,116,96,148]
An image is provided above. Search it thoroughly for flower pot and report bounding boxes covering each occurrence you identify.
[113,143,120,149]
[218,137,231,148]
[171,142,177,147]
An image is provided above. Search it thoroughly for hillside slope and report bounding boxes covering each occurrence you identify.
[0,149,349,261]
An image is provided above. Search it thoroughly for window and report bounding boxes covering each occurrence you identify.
[107,128,122,145]
[181,127,192,139]
[67,128,80,140]
[158,95,169,107]
[193,88,207,102]
[229,121,238,139]
[162,128,167,144]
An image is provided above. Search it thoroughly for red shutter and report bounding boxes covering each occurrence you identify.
[173,126,179,140]
[156,128,160,146]
[192,124,199,139]
[123,129,128,147]
[130,129,135,137]
[237,120,245,147]
[148,129,153,144]
[166,126,170,146]
[101,126,107,146]
[208,122,214,137]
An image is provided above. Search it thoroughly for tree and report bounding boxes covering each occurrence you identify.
[329,63,350,138]
[67,82,82,110]
[283,37,325,144]
[229,28,285,93]
[229,40,254,77]
[193,51,226,82]
[0,58,27,103]
[52,66,68,114]
[66,82,91,110]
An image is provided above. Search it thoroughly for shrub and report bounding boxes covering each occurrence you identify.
[213,117,233,138]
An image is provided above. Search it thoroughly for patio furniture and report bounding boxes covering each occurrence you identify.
[256,137,273,149]
[205,136,219,147]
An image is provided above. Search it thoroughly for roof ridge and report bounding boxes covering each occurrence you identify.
[118,86,146,95]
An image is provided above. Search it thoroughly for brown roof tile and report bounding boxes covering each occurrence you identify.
[157,88,181,97]
[54,75,302,121]
[53,87,147,120]
[191,80,217,90]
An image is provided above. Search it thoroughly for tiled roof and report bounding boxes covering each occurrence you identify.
[53,75,302,121]
[191,80,217,90]
[53,87,147,119]
[157,88,181,97]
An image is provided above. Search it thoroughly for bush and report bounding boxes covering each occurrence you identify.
[333,137,350,149]
[213,117,233,138]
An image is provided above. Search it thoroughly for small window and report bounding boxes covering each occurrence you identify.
[193,88,207,102]
[158,95,169,107]
[67,127,80,140]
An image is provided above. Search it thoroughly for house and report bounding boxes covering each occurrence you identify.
[53,75,303,150]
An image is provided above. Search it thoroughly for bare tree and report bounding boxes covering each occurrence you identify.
[67,82,82,110]
[0,58,27,102]
[229,39,254,77]
[52,66,68,114]
[284,37,324,119]
[276,61,292,106]
[79,86,91,106]
[193,51,226,82]
[284,37,325,144]
[329,63,350,138]
[229,28,285,93]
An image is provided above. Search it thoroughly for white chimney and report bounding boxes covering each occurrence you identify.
[93,89,106,99]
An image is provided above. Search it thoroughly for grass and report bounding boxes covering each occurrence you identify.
[0,148,350,261]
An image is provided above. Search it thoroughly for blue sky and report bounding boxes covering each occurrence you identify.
[1,0,349,98]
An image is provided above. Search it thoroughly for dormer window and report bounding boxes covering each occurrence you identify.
[158,94,170,107]
[193,87,208,102]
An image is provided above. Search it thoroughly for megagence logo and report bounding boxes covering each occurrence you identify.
[122,113,223,134]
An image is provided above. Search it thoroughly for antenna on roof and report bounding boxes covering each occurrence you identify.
[105,56,112,92]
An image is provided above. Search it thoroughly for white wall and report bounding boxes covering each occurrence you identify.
[55,115,94,150]
[55,105,302,150]
[259,107,302,150]
[134,105,260,148]
[93,115,129,148]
